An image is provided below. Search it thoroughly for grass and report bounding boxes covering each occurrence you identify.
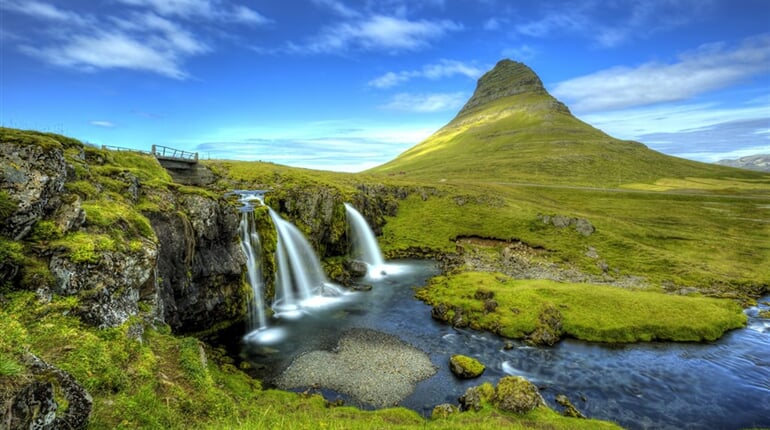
[416,272,747,343]
[0,291,619,429]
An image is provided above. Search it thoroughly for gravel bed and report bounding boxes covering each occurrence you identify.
[275,328,437,407]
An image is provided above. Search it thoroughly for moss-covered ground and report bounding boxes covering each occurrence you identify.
[417,272,747,343]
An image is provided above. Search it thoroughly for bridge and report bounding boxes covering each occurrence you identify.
[151,145,198,168]
[101,144,212,185]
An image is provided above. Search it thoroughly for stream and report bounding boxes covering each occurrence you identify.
[241,260,770,430]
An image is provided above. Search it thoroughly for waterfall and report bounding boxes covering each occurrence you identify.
[233,190,347,341]
[236,192,268,331]
[268,208,344,317]
[344,203,386,276]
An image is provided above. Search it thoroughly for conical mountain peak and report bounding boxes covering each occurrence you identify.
[457,59,552,116]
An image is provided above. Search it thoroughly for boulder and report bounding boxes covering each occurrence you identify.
[449,354,485,379]
[431,403,459,419]
[555,394,586,418]
[493,376,544,414]
[8,354,92,430]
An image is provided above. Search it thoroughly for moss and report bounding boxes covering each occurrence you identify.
[493,376,542,414]
[759,309,770,319]
[449,354,486,378]
[418,272,747,343]
[0,190,16,220]
[29,220,63,242]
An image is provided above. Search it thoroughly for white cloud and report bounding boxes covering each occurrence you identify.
[552,35,770,112]
[90,120,116,128]
[516,0,711,48]
[501,44,537,62]
[381,92,467,112]
[0,0,90,25]
[116,0,269,24]
[188,120,440,172]
[368,59,485,88]
[312,0,361,18]
[293,15,462,54]
[1,1,261,79]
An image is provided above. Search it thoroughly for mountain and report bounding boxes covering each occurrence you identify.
[716,154,770,172]
[369,59,758,186]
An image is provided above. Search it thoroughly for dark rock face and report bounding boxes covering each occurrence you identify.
[0,142,67,240]
[539,213,595,237]
[148,194,247,333]
[49,242,159,328]
[8,355,93,430]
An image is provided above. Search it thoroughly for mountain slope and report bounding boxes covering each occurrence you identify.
[370,60,761,187]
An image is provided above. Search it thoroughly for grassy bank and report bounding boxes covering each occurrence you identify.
[0,291,619,429]
[416,272,747,343]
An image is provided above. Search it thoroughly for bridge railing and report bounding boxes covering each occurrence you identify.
[151,145,199,162]
[101,145,151,155]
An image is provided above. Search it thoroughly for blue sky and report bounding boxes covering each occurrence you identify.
[1,0,768,172]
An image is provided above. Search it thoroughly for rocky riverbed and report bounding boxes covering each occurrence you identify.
[275,328,437,407]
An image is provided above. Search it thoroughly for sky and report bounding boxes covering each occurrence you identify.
[1,0,769,172]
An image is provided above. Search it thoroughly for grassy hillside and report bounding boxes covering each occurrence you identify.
[369,61,762,188]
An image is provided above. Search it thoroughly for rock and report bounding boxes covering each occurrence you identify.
[431,303,449,321]
[346,260,369,278]
[451,306,469,328]
[474,289,494,300]
[502,341,515,350]
[8,381,58,430]
[449,354,485,379]
[483,299,498,314]
[526,304,563,346]
[493,376,544,414]
[555,394,586,418]
[48,241,159,328]
[7,354,93,430]
[53,194,86,234]
[431,403,459,419]
[148,194,247,333]
[574,218,595,236]
[758,309,770,319]
[0,139,68,240]
[458,386,482,411]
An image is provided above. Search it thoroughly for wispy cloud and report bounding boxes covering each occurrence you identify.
[190,121,439,171]
[116,0,269,24]
[286,15,462,54]
[552,34,770,112]
[381,92,467,112]
[2,0,266,79]
[516,0,712,48]
[90,120,116,128]
[311,0,361,18]
[368,59,485,88]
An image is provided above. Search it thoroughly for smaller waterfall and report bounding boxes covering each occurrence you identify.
[344,203,386,276]
[269,208,344,317]
[235,192,268,331]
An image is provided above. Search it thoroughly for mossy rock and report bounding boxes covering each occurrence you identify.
[430,403,459,419]
[759,309,770,319]
[449,354,485,379]
[526,303,563,346]
[493,376,544,414]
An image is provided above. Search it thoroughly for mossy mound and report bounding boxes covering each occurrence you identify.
[449,354,486,379]
[494,376,544,414]
[417,272,747,343]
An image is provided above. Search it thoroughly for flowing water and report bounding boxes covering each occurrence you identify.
[242,260,770,430]
[344,203,386,277]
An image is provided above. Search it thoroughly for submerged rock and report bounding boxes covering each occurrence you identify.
[449,354,486,379]
[555,394,586,418]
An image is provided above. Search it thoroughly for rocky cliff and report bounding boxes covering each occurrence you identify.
[0,128,248,332]
[716,154,770,172]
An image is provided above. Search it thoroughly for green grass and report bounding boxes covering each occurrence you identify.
[0,291,619,430]
[417,272,747,342]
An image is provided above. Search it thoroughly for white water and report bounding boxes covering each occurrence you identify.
[268,208,345,318]
[239,210,267,330]
[344,203,386,277]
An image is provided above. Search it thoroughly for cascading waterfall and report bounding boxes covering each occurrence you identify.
[235,191,268,331]
[269,208,343,316]
[233,190,350,342]
[344,203,386,276]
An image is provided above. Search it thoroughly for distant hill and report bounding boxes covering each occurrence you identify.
[369,59,761,186]
[716,154,770,172]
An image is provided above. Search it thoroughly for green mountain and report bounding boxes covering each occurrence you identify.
[370,59,756,187]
